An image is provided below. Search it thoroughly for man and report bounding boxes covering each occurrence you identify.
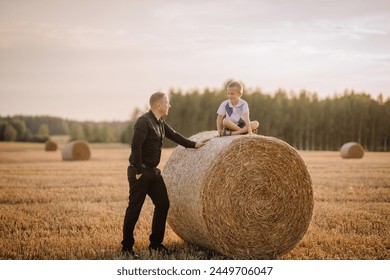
[122,92,205,258]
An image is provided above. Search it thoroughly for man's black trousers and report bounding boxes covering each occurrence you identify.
[122,166,170,250]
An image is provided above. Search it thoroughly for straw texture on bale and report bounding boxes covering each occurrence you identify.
[163,131,313,259]
[61,140,91,161]
[340,142,364,159]
[44,139,58,151]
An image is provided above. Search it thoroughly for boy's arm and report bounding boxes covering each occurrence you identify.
[216,114,224,136]
[242,112,252,135]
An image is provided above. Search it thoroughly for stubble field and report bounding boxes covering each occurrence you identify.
[0,141,389,260]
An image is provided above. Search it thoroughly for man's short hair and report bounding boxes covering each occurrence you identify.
[149,92,166,107]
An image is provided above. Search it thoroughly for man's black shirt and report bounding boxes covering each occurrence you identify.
[129,110,196,173]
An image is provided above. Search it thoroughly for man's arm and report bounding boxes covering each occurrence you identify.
[163,122,197,148]
[130,117,148,173]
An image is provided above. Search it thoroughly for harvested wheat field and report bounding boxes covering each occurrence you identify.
[0,142,389,260]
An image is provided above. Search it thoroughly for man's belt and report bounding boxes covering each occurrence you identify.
[128,163,156,169]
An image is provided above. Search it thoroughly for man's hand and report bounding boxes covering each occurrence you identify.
[195,141,206,149]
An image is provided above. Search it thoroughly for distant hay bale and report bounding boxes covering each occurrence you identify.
[340,142,364,159]
[44,139,58,151]
[61,140,91,161]
[163,131,313,259]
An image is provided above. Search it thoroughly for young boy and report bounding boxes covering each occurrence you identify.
[216,80,259,136]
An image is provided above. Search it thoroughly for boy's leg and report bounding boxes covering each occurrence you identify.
[251,121,260,130]
[222,118,241,131]
[229,120,260,135]
[223,118,260,135]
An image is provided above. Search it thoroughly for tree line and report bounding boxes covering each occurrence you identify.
[0,115,127,143]
[2,85,389,151]
[157,86,389,151]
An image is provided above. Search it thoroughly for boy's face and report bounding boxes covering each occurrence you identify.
[227,88,241,101]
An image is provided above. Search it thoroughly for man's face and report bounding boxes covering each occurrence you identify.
[159,95,171,116]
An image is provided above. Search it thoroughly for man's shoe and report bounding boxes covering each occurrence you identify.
[122,248,140,259]
[149,244,170,255]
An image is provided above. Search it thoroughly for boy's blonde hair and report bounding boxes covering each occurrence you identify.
[227,80,244,96]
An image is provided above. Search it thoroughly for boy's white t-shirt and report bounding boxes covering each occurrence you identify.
[217,99,249,124]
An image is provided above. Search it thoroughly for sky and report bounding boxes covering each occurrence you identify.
[1,0,390,121]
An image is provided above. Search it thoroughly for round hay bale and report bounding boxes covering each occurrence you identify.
[61,140,91,161]
[163,131,313,259]
[340,142,364,159]
[44,139,58,151]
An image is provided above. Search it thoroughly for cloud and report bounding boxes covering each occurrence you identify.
[1,0,389,121]
[0,21,140,50]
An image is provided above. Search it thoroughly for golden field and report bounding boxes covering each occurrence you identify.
[0,141,389,260]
